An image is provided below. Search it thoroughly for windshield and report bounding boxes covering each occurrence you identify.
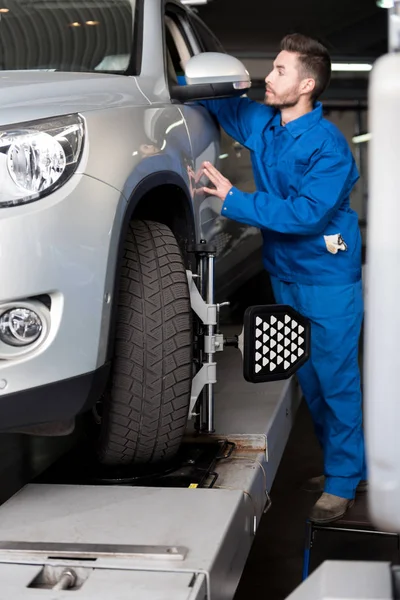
[0,0,136,73]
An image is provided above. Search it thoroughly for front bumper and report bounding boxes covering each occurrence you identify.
[0,172,125,427]
[0,364,110,431]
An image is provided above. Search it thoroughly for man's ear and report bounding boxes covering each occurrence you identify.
[300,78,316,97]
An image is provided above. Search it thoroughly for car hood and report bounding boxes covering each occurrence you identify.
[0,71,149,127]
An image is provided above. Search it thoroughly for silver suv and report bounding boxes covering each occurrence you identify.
[0,0,261,465]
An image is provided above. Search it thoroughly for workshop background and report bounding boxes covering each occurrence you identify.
[0,1,391,598]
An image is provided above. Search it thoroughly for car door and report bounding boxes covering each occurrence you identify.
[164,4,263,299]
[163,5,220,256]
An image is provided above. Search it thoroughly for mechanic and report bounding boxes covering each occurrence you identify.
[199,33,366,524]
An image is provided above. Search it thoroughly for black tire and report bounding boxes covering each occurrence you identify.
[98,220,193,466]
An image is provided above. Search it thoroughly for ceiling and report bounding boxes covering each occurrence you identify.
[196,0,387,104]
[197,0,387,59]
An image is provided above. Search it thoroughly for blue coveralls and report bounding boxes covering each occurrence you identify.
[201,97,366,499]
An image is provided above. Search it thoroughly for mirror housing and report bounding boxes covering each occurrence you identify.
[170,52,251,102]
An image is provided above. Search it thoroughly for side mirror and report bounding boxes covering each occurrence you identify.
[170,52,251,103]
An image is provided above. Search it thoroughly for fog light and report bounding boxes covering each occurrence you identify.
[0,308,43,347]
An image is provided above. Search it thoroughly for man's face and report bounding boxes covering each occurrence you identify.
[265,50,305,109]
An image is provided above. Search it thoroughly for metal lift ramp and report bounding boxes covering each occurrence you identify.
[0,369,301,599]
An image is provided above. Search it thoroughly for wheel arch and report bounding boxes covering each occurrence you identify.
[129,172,197,266]
[105,171,197,363]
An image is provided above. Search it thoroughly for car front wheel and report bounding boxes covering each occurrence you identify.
[97,220,193,465]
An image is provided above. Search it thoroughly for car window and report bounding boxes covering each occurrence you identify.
[0,0,137,73]
[188,13,225,54]
[164,12,193,85]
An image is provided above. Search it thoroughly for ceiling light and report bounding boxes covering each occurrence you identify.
[0,8,9,13]
[377,0,394,7]
[181,0,209,5]
[331,63,373,72]
[86,20,100,25]
[69,21,81,27]
[352,133,372,144]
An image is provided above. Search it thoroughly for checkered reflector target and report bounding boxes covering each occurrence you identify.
[242,305,310,383]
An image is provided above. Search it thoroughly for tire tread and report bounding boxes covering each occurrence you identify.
[98,220,192,465]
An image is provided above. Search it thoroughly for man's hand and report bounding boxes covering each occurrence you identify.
[202,161,233,201]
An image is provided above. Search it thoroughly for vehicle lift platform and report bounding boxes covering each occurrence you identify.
[0,369,301,599]
[0,245,308,599]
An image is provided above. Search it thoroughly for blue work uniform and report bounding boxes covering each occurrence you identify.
[201,97,366,499]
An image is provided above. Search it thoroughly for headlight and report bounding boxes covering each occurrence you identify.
[0,114,85,208]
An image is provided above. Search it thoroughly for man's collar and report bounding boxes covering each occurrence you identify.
[271,102,323,138]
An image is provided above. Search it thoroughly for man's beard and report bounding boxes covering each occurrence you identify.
[264,91,300,109]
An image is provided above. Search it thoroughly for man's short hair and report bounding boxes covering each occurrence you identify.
[280,33,331,100]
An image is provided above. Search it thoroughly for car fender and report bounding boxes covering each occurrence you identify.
[101,170,196,366]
